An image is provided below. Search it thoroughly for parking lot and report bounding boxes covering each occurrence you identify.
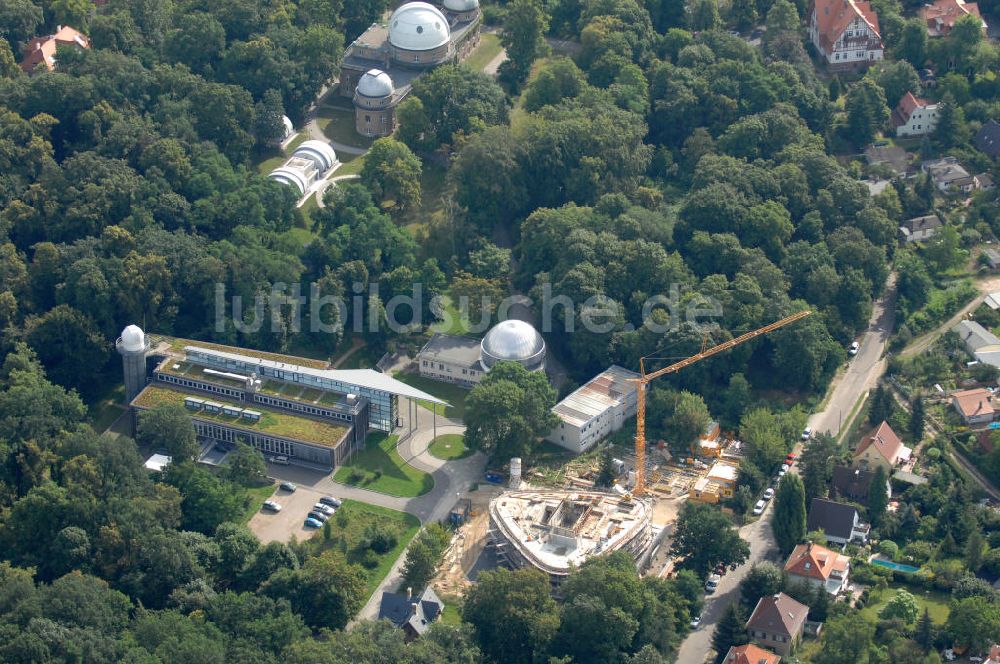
[247,483,337,543]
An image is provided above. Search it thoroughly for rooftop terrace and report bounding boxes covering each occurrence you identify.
[133,384,349,448]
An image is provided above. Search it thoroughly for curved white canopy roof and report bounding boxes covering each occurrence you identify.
[268,166,308,194]
[293,140,337,172]
[389,2,450,51]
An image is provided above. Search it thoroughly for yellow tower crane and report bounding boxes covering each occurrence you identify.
[630,310,811,495]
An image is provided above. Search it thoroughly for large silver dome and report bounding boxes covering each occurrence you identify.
[481,320,546,370]
[389,2,450,51]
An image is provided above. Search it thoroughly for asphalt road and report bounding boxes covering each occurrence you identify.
[674,273,898,662]
[674,505,780,664]
[807,273,897,439]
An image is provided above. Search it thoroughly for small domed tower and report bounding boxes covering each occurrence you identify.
[116,324,150,404]
[442,0,480,23]
[354,69,396,137]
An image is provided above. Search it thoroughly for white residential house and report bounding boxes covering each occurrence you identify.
[921,157,977,193]
[808,0,884,69]
[891,92,938,137]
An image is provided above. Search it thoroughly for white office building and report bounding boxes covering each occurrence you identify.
[546,365,639,454]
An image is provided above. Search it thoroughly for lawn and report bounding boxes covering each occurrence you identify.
[335,153,367,176]
[859,583,952,624]
[464,33,503,72]
[86,383,126,433]
[431,293,475,336]
[240,482,277,524]
[391,371,469,421]
[437,592,464,626]
[304,500,421,597]
[429,434,473,460]
[319,104,375,150]
[333,432,434,497]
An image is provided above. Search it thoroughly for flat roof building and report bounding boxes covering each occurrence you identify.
[489,489,653,584]
[120,326,446,470]
[546,365,639,454]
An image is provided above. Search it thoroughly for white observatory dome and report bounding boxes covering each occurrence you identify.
[389,2,450,51]
[444,0,480,12]
[481,320,546,370]
[120,324,145,352]
[281,115,294,138]
[357,69,395,98]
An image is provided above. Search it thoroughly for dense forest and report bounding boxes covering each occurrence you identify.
[1,0,1000,660]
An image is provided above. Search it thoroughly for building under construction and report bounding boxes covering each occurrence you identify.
[488,490,653,584]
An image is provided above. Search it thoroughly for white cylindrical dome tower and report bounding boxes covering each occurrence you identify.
[116,324,150,404]
[356,69,395,99]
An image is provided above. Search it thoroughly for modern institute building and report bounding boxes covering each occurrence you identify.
[117,325,445,470]
[339,0,482,137]
[488,489,653,585]
[416,320,546,387]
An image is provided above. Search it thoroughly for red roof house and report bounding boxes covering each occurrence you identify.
[919,0,987,37]
[784,542,851,594]
[808,0,884,69]
[853,420,911,472]
[20,26,90,74]
[891,92,939,137]
[723,644,781,664]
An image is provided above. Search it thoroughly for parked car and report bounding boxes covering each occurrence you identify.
[262,500,281,512]
[269,456,290,465]
[319,496,342,508]
[307,510,329,522]
[304,517,323,528]
[849,341,860,356]
[780,463,789,473]
[313,503,335,515]
[705,574,721,592]
[801,427,813,440]
[763,487,774,501]
[714,563,728,576]
[778,468,787,479]
[690,615,701,629]
[280,481,297,492]
[786,452,797,463]
[753,500,766,516]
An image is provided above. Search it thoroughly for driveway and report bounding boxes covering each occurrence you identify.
[674,505,780,664]
[262,402,486,621]
[807,272,897,439]
[900,274,1000,359]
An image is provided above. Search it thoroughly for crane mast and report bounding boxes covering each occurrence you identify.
[630,310,811,495]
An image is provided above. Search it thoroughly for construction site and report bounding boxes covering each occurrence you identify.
[428,313,810,597]
[487,489,654,584]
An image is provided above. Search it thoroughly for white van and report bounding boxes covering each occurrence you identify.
[705,574,721,592]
